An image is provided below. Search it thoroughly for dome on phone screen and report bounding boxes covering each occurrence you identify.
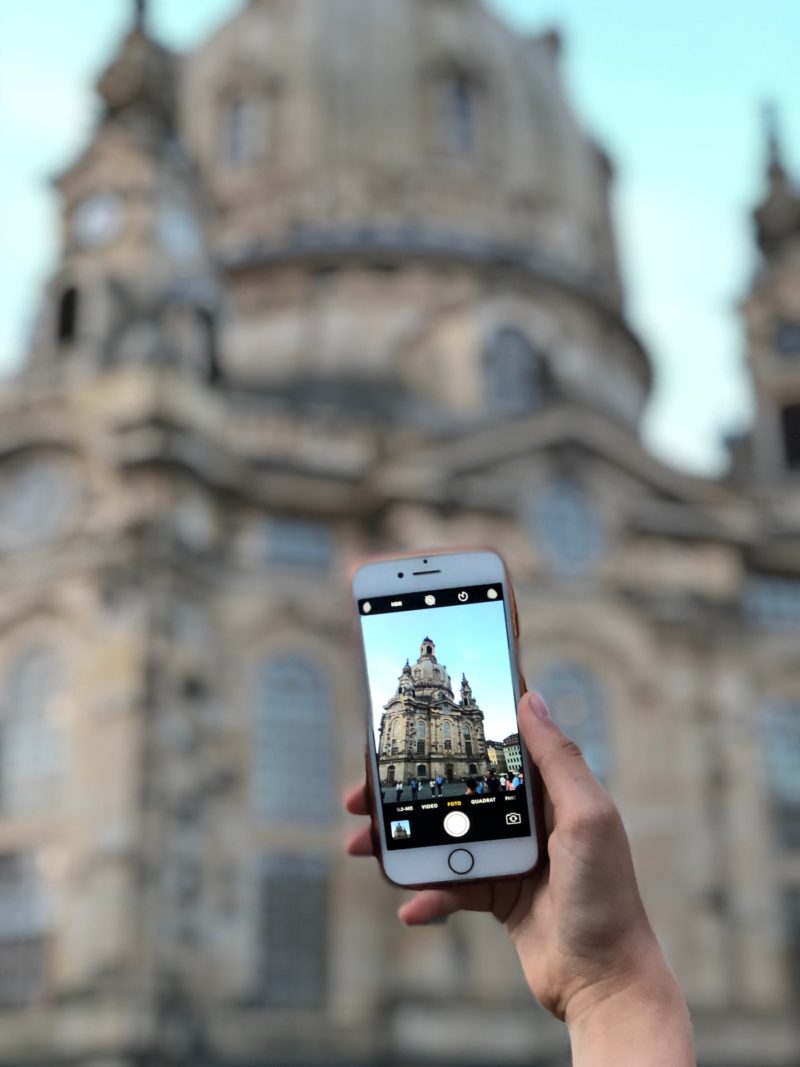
[410,636,453,694]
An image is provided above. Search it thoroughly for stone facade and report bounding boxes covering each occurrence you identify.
[377,637,489,785]
[0,2,799,1066]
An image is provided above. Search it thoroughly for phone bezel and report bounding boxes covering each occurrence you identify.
[352,548,539,888]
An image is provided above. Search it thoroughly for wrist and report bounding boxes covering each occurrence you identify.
[566,946,694,1067]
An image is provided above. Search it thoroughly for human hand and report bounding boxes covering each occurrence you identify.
[346,691,695,1066]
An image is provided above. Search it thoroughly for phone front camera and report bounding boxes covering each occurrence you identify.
[397,571,404,578]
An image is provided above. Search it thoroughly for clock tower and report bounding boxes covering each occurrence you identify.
[28,0,219,384]
[740,106,800,483]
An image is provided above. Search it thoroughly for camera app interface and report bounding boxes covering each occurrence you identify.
[358,584,531,851]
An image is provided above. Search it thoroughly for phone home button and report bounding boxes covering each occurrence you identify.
[448,849,474,875]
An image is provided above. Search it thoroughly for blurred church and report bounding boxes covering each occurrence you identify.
[0,0,799,1063]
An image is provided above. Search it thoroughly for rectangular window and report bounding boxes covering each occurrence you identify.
[782,404,800,469]
[0,854,46,1006]
[259,855,328,1008]
[785,888,800,1005]
[744,576,800,631]
[265,519,333,571]
[254,657,333,825]
[774,801,800,850]
[444,740,451,751]
[416,740,425,755]
[775,320,800,357]
[465,741,473,756]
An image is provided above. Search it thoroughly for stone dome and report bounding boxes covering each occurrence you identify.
[183,0,620,298]
[176,0,651,431]
[410,637,453,694]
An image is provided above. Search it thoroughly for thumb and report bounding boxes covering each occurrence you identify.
[518,691,606,814]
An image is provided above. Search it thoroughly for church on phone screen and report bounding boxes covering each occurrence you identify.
[377,637,489,785]
[0,0,798,1065]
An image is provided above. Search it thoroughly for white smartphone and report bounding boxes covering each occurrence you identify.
[352,548,540,888]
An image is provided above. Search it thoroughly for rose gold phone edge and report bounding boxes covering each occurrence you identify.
[351,546,545,890]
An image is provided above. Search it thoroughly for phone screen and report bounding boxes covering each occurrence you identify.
[358,583,531,851]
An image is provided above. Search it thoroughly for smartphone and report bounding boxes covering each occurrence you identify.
[352,548,540,888]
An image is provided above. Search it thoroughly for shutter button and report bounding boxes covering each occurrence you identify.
[443,810,470,837]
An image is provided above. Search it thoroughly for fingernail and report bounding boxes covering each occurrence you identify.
[525,692,550,720]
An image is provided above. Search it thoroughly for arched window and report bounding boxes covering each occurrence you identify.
[441,73,477,155]
[253,655,333,824]
[56,287,79,345]
[416,720,425,755]
[222,93,267,169]
[463,725,472,756]
[761,697,800,848]
[537,662,610,783]
[224,96,247,166]
[1,645,64,814]
[484,328,544,412]
[443,720,452,752]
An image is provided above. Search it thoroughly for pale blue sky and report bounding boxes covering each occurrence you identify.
[1,1,797,473]
[360,599,518,744]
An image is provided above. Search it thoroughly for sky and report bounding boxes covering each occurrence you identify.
[360,599,518,745]
[1,1,798,474]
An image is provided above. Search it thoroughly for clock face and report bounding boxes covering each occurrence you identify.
[157,202,201,261]
[72,191,124,248]
[0,460,79,549]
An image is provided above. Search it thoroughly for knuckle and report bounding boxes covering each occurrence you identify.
[538,734,584,775]
[564,797,620,838]
[555,735,584,763]
[541,734,584,768]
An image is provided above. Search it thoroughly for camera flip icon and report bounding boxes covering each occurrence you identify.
[505,812,522,826]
